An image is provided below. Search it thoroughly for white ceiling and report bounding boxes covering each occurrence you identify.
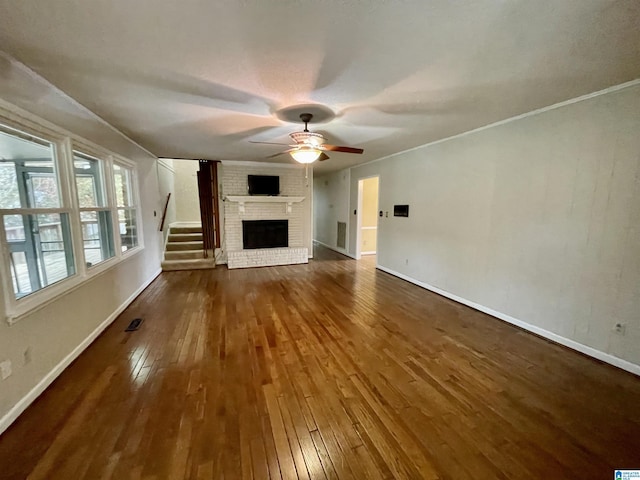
[0,0,639,173]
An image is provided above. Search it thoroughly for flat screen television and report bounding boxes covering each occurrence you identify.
[248,175,279,196]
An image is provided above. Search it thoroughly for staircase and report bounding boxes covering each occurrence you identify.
[161,224,216,271]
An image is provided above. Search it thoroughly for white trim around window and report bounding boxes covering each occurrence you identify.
[0,105,145,324]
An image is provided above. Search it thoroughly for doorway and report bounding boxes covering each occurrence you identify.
[356,176,379,259]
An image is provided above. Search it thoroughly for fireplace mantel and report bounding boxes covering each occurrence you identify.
[224,195,305,214]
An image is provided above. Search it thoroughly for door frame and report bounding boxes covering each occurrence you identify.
[355,175,379,260]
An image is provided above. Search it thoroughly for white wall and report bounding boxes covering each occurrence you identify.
[0,54,164,430]
[313,169,351,254]
[317,81,640,371]
[173,159,201,223]
[157,159,176,240]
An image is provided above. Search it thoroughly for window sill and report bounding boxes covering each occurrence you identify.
[5,245,145,325]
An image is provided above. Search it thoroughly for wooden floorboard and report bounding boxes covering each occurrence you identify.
[1,244,639,479]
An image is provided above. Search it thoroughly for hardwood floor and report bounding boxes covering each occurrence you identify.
[1,244,640,480]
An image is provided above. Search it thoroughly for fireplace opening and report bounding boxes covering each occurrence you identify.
[243,220,288,249]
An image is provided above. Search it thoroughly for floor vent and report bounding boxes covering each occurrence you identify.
[125,318,143,332]
[337,222,347,249]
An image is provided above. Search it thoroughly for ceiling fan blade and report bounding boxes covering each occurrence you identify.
[318,152,330,161]
[249,141,291,146]
[266,148,296,158]
[321,145,364,154]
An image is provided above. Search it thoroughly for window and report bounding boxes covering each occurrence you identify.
[113,163,138,252]
[74,151,115,267]
[0,124,75,298]
[0,113,143,323]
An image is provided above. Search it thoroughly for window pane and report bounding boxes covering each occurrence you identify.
[3,213,75,299]
[75,176,96,207]
[4,214,25,241]
[118,208,138,252]
[0,125,59,209]
[113,164,134,207]
[9,251,30,296]
[0,163,20,209]
[80,210,115,267]
[74,152,106,207]
[28,174,60,208]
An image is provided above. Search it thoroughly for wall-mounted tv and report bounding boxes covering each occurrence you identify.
[248,175,279,196]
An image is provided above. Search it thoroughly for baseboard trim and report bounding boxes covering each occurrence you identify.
[0,268,162,435]
[313,240,357,259]
[376,265,640,377]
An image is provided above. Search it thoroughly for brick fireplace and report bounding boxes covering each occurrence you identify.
[221,162,312,269]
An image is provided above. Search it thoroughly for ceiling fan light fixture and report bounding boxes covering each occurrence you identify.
[251,111,362,163]
[290,147,321,164]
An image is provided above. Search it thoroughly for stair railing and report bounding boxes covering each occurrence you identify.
[159,193,171,232]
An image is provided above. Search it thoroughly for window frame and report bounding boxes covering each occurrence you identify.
[0,107,144,324]
[111,159,142,254]
[72,148,117,270]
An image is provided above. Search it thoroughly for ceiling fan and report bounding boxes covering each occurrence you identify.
[250,113,364,164]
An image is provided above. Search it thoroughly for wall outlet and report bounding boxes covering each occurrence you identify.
[613,323,626,335]
[0,360,12,380]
